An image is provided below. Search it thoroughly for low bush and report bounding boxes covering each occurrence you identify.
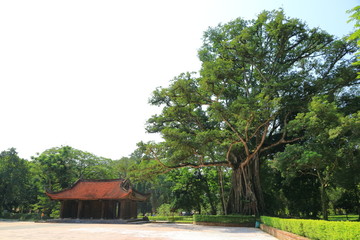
[148,215,257,224]
[328,214,359,221]
[148,215,193,223]
[261,216,360,240]
[156,204,172,216]
[194,215,256,224]
[0,212,42,221]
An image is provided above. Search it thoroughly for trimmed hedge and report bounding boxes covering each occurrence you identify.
[328,215,359,221]
[194,215,256,224]
[0,212,42,221]
[148,216,193,223]
[149,215,256,224]
[261,216,360,240]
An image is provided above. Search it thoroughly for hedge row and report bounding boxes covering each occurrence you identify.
[261,216,360,240]
[194,215,256,224]
[0,212,42,221]
[148,216,193,223]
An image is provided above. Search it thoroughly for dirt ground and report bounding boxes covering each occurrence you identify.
[0,221,277,240]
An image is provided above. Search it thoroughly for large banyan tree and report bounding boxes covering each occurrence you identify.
[142,10,358,215]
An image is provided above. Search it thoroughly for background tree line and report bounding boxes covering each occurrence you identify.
[0,8,359,220]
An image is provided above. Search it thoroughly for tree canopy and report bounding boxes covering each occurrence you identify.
[143,9,358,215]
[0,148,36,213]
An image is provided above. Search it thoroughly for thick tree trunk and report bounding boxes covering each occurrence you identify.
[317,171,329,220]
[320,185,329,220]
[227,155,264,215]
[217,166,227,215]
[253,154,264,213]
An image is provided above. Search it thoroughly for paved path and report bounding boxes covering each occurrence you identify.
[0,221,277,240]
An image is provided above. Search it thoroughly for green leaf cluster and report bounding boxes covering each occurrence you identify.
[141,9,359,216]
[148,215,193,223]
[0,148,37,213]
[347,6,360,76]
[261,216,360,240]
[33,146,116,191]
[194,214,256,224]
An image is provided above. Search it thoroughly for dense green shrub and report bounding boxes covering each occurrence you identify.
[328,215,359,221]
[0,212,42,221]
[148,215,193,223]
[194,215,256,224]
[156,204,172,216]
[49,209,60,219]
[261,216,360,240]
[149,215,257,224]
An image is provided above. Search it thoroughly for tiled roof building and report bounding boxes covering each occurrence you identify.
[46,179,149,219]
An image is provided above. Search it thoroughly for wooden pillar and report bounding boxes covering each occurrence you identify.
[129,201,133,219]
[60,201,65,219]
[77,200,83,219]
[128,201,131,219]
[120,200,126,219]
[106,200,112,219]
[101,200,105,219]
[112,201,116,219]
[117,201,121,219]
[112,200,116,219]
[131,201,137,219]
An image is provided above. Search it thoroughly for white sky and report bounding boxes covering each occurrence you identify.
[0,0,358,160]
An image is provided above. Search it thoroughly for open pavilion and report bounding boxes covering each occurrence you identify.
[46,179,149,219]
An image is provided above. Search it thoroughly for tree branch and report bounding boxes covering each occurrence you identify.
[226,141,240,166]
[241,122,269,168]
[260,137,301,153]
[245,114,255,142]
[261,112,302,152]
[221,115,250,156]
[249,117,273,141]
[149,145,229,171]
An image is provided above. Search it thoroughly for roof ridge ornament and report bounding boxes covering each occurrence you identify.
[121,179,131,192]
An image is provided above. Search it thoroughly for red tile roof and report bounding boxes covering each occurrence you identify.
[46,179,149,201]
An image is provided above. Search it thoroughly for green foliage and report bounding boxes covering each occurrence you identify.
[49,209,60,219]
[347,6,360,76]
[0,148,38,213]
[142,8,358,215]
[165,168,220,214]
[194,215,256,224]
[328,214,359,221]
[148,214,258,224]
[148,215,193,223]
[31,146,119,215]
[0,212,43,221]
[260,161,288,216]
[334,190,359,214]
[282,175,321,218]
[273,96,360,219]
[261,216,360,240]
[33,146,116,191]
[156,203,173,216]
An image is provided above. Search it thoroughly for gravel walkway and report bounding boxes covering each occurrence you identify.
[0,221,277,240]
